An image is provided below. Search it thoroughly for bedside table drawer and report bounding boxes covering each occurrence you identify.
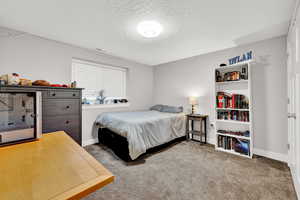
[188,116,202,121]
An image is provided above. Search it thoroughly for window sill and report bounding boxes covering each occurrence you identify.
[82,103,130,110]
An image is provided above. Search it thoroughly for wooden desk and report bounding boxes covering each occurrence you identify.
[0,131,114,200]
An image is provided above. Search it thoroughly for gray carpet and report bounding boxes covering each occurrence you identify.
[83,141,297,200]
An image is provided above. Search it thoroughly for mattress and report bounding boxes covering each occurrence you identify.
[96,110,186,159]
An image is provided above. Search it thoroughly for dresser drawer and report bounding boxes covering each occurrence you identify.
[43,99,80,116]
[45,90,81,99]
[42,115,81,144]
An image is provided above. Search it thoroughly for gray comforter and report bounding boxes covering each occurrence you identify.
[96,110,186,159]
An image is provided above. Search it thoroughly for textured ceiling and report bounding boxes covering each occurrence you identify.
[107,0,192,17]
[0,27,24,38]
[0,0,295,65]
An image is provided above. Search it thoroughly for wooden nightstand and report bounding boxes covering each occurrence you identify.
[186,114,208,144]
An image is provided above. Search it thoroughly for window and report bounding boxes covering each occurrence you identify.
[72,59,127,103]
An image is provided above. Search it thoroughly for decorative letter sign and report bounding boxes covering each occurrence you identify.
[228,51,253,65]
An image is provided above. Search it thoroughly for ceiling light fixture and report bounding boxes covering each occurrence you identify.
[137,21,163,38]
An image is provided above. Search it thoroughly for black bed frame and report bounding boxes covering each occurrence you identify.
[98,128,186,162]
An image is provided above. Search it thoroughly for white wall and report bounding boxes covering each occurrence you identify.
[0,31,154,145]
[154,36,288,160]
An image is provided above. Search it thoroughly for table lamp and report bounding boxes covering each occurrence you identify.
[188,96,198,114]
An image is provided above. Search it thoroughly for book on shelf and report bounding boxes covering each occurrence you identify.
[217,135,250,156]
[217,110,249,122]
[216,92,249,109]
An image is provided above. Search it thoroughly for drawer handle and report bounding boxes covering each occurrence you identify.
[66,106,70,109]
[66,120,70,124]
[72,93,76,97]
[52,93,56,96]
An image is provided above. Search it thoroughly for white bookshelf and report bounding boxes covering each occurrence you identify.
[216,132,251,140]
[215,80,248,85]
[216,119,251,125]
[214,60,254,158]
[215,148,252,159]
[216,107,249,111]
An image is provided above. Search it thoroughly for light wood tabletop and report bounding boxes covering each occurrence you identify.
[0,131,114,200]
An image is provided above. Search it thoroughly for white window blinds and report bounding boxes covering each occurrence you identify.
[72,59,127,99]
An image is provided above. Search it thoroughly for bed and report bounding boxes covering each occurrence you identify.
[96,109,186,161]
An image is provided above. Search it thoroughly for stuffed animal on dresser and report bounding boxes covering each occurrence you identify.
[0,73,20,85]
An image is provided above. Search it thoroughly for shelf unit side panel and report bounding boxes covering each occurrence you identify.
[248,63,254,158]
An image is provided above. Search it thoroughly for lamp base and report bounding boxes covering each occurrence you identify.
[191,105,195,114]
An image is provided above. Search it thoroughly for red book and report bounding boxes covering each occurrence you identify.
[232,94,235,108]
[229,96,233,108]
[218,95,224,108]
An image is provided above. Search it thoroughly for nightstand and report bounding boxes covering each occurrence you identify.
[186,114,208,144]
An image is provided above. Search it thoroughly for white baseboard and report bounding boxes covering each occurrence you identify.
[291,167,300,199]
[253,148,288,163]
[82,138,98,147]
[207,138,215,146]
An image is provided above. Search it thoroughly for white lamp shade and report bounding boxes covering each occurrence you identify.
[188,96,198,105]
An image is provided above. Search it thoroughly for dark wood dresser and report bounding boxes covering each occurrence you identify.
[0,85,83,145]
